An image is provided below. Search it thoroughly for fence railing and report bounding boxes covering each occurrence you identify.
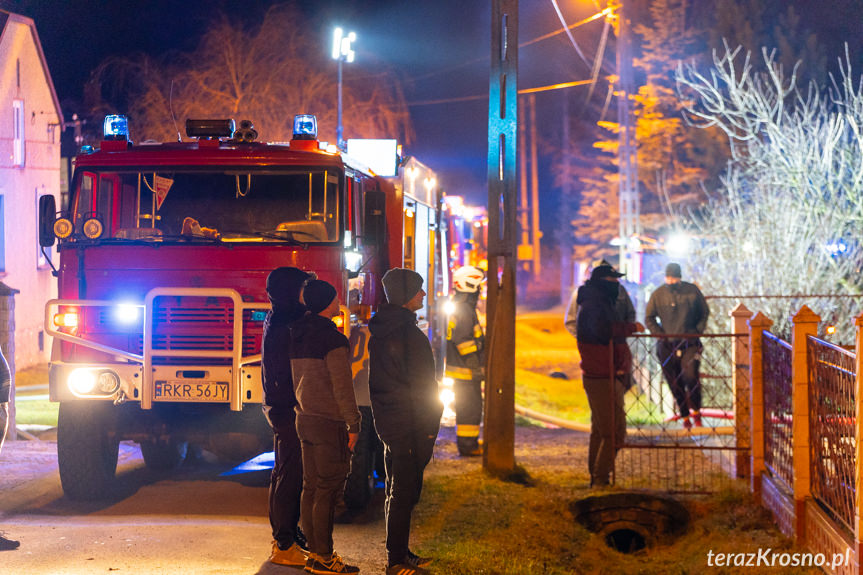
[762,330,793,493]
[807,335,857,533]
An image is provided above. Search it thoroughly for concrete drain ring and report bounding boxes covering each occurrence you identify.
[571,492,690,553]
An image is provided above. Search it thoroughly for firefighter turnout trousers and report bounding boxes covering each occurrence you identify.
[450,371,483,455]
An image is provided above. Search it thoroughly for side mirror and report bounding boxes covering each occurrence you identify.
[363,190,386,247]
[39,194,57,247]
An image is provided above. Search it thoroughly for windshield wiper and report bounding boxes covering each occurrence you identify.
[218,230,309,246]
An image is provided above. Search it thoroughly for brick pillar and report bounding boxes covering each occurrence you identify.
[0,282,20,441]
[791,305,819,541]
[731,303,752,479]
[854,313,863,564]
[748,311,772,495]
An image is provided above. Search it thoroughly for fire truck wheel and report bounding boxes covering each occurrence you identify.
[140,439,188,470]
[57,401,120,501]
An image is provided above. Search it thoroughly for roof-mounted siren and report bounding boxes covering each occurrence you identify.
[185,119,236,139]
[101,114,132,151]
[290,114,321,151]
[232,120,258,143]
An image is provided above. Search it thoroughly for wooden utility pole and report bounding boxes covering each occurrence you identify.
[484,0,518,475]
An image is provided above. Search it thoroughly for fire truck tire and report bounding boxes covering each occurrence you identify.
[140,439,188,470]
[57,402,120,501]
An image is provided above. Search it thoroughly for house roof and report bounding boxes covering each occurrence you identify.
[0,9,64,126]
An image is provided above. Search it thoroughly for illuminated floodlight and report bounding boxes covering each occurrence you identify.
[332,28,356,62]
[443,300,456,316]
[346,139,398,176]
[114,303,141,324]
[424,177,437,192]
[665,232,690,257]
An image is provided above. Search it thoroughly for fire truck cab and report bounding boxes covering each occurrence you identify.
[38,115,428,500]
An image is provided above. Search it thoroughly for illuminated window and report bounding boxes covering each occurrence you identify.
[13,100,25,168]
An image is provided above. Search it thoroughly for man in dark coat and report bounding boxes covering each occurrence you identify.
[369,268,442,575]
[291,279,361,574]
[0,344,19,551]
[574,263,641,487]
[262,266,314,566]
[644,262,710,428]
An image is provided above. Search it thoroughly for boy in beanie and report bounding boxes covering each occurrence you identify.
[290,279,362,574]
[262,266,314,565]
[369,268,442,575]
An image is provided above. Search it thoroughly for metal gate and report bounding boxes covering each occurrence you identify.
[614,332,749,493]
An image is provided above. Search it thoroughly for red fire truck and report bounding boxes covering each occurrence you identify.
[38,115,441,500]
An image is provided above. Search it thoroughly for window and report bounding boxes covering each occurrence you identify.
[12,100,24,167]
[37,190,52,270]
[0,195,5,272]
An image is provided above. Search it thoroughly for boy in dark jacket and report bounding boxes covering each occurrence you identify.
[291,279,361,574]
[369,268,442,575]
[0,344,19,551]
[574,263,641,487]
[262,266,314,566]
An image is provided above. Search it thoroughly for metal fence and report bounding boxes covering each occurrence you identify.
[807,335,856,533]
[615,332,747,493]
[762,330,793,493]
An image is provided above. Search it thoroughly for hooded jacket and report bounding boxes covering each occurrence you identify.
[368,303,443,444]
[575,280,638,379]
[289,313,361,433]
[262,300,307,413]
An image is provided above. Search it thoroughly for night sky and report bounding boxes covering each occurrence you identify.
[2,0,862,232]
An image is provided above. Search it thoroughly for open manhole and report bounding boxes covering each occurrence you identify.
[571,492,690,553]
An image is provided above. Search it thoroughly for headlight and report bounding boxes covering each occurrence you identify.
[53,218,74,239]
[68,369,120,396]
[82,217,104,239]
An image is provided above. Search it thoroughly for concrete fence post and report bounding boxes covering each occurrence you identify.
[0,282,19,441]
[791,305,820,542]
[748,312,772,495]
[853,313,863,564]
[731,303,753,480]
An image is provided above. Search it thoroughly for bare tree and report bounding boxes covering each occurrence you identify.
[86,4,412,145]
[676,44,863,341]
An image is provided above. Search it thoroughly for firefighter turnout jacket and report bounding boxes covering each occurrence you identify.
[445,291,485,380]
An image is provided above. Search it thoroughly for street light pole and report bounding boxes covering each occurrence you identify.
[332,27,356,150]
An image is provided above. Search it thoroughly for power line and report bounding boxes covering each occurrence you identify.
[407,79,595,107]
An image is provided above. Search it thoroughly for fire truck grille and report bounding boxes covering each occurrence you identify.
[87,296,263,362]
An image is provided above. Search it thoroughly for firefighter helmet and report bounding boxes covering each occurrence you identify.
[453,266,486,293]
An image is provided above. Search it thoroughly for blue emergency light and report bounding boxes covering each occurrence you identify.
[103,115,129,140]
[292,115,317,140]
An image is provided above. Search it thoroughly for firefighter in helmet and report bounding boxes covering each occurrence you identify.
[446,266,486,456]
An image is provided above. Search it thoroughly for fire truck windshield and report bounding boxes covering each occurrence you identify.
[68,168,340,243]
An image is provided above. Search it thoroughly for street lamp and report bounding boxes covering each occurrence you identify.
[332,27,356,150]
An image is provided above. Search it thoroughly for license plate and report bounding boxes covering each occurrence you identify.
[154,381,229,402]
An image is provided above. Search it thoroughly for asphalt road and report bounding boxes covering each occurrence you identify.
[0,436,391,575]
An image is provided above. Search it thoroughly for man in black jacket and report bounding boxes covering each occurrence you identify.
[369,268,442,575]
[644,262,710,428]
[262,266,314,566]
[0,345,19,551]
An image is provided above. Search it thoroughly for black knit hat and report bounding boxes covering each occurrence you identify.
[665,262,682,278]
[266,267,314,306]
[382,268,424,306]
[302,279,337,314]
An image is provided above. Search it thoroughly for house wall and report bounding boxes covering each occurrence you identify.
[0,17,61,369]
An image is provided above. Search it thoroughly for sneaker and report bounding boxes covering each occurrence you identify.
[682,417,692,430]
[0,534,19,551]
[407,550,432,568]
[386,563,429,575]
[305,551,359,574]
[692,412,703,427]
[270,540,307,566]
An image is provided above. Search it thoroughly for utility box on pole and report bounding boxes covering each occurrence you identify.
[484,0,518,475]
